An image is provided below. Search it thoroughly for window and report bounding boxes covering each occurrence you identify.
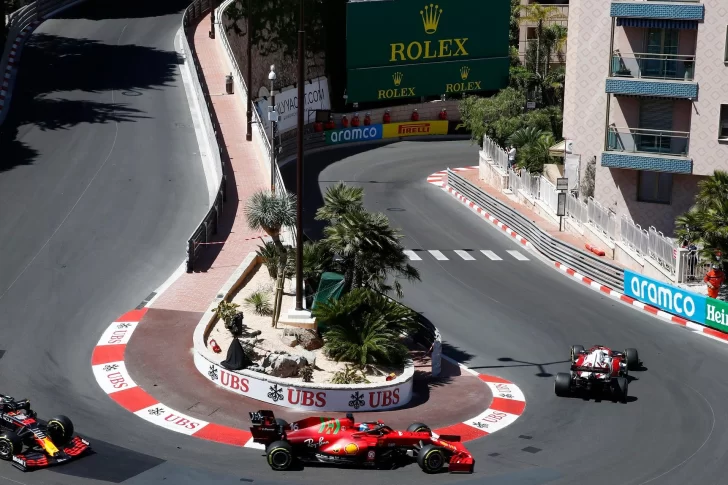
[637,171,673,204]
[527,27,537,40]
[720,105,728,140]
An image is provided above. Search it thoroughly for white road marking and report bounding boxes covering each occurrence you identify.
[428,250,449,261]
[481,250,502,261]
[454,250,475,261]
[404,250,422,261]
[507,250,529,261]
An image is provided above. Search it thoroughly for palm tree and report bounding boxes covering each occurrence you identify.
[518,132,557,173]
[314,288,416,369]
[508,126,544,148]
[519,2,565,96]
[244,190,296,325]
[323,210,420,298]
[315,181,365,223]
[675,171,728,268]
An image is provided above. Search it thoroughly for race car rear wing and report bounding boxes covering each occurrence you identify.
[249,410,275,425]
[570,365,611,373]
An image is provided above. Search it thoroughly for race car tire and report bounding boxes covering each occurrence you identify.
[570,345,584,363]
[417,444,447,474]
[266,440,294,471]
[0,432,22,460]
[624,348,639,371]
[407,423,432,435]
[615,376,628,403]
[554,372,572,397]
[47,415,74,446]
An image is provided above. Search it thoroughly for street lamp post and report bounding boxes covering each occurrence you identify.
[245,0,253,141]
[295,0,305,311]
[268,65,277,193]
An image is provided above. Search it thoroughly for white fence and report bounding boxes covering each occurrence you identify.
[539,176,559,214]
[483,135,510,172]
[566,193,587,225]
[619,216,649,256]
[587,197,617,241]
[648,226,677,274]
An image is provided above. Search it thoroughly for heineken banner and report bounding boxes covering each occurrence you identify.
[705,298,728,333]
[346,0,510,103]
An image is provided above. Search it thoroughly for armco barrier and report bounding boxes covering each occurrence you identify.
[182,0,228,273]
[447,169,625,290]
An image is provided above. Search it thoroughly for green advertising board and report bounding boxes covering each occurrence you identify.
[345,0,510,103]
[705,298,728,333]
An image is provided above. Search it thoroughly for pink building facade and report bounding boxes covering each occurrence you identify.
[563,0,728,236]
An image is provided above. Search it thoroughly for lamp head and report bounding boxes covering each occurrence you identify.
[268,64,276,81]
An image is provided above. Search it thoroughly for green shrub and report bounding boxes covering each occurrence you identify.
[244,291,273,316]
[300,365,314,383]
[330,365,370,384]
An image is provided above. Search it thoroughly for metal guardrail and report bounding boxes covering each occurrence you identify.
[448,169,625,290]
[183,0,227,272]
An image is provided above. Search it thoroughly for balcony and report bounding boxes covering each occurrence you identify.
[611,52,695,81]
[610,1,704,21]
[602,126,692,173]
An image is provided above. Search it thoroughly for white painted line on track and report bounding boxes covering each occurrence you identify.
[454,250,475,261]
[428,250,449,261]
[404,250,422,261]
[507,250,529,261]
[481,250,502,261]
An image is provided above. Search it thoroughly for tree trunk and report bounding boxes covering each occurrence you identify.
[271,236,287,327]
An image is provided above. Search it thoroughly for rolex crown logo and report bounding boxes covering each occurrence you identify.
[420,3,443,35]
[460,66,471,80]
[393,72,404,86]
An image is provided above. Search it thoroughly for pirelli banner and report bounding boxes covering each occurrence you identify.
[345,0,510,104]
[382,121,449,139]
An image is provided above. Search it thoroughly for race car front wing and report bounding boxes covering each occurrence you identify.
[12,436,91,471]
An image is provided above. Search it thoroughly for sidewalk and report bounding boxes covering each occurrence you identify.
[149,16,270,314]
[456,169,629,271]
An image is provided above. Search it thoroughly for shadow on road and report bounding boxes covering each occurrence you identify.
[0,28,182,173]
[470,357,571,378]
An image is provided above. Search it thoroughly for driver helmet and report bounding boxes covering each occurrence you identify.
[358,423,369,431]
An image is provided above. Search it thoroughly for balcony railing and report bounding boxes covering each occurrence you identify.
[611,52,696,81]
[606,126,690,157]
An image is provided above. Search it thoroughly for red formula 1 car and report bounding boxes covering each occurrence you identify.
[554,345,640,402]
[0,395,90,471]
[249,410,474,474]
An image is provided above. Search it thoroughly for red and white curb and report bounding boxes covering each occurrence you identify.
[433,167,728,347]
[554,262,728,345]
[431,167,533,249]
[0,20,41,112]
[92,310,526,448]
[427,166,477,188]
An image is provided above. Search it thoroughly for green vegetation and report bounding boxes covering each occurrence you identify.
[244,291,273,317]
[676,170,728,266]
[330,365,371,385]
[244,190,296,326]
[459,1,567,174]
[214,301,242,334]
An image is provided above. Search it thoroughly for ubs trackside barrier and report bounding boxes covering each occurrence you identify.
[183,0,227,273]
[447,169,625,290]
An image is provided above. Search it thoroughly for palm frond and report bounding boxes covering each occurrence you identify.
[244,190,296,238]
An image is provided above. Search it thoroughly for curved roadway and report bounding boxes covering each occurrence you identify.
[292,140,728,484]
[1,0,727,483]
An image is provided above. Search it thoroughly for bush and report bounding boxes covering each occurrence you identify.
[330,365,370,384]
[300,365,314,383]
[256,241,294,280]
[315,289,415,368]
[244,291,273,316]
[214,301,240,329]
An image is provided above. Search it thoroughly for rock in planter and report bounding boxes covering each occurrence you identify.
[247,365,267,374]
[280,335,298,348]
[299,349,317,368]
[295,329,324,351]
[264,353,309,378]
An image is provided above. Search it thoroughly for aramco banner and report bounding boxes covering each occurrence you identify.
[623,270,706,323]
[345,0,510,103]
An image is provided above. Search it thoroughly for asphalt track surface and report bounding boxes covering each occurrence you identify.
[284,140,728,485]
[1,2,727,485]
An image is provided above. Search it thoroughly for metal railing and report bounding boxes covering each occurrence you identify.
[648,226,678,274]
[507,167,540,199]
[607,126,690,157]
[587,197,617,241]
[539,176,559,214]
[611,52,696,81]
[448,169,625,289]
[619,216,649,256]
[566,193,588,226]
[483,135,510,173]
[677,246,709,283]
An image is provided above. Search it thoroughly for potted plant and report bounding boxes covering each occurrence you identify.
[214,301,244,337]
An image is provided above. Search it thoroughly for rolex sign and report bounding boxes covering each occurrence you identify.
[346,0,510,104]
